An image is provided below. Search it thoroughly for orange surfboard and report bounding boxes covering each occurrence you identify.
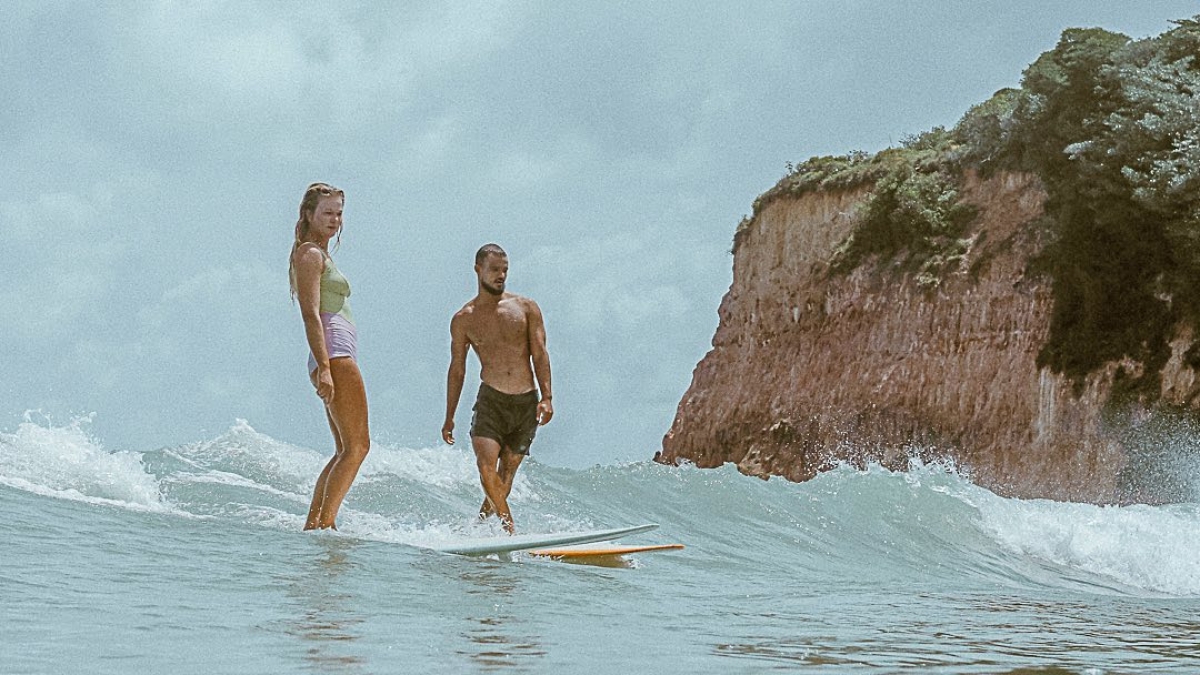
[529,543,684,558]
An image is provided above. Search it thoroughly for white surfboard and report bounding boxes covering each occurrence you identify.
[529,543,685,558]
[431,523,659,556]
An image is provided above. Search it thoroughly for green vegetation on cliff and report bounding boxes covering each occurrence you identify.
[1004,21,1200,396]
[746,16,1200,394]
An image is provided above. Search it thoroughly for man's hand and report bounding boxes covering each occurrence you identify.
[536,398,554,425]
[442,419,456,445]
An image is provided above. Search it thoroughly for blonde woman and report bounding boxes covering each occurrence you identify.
[289,182,370,530]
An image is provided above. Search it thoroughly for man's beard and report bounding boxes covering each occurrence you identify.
[482,281,504,296]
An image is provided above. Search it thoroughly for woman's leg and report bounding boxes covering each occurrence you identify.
[305,358,370,530]
[304,408,343,530]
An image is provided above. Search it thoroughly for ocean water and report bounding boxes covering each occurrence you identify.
[4,417,1200,674]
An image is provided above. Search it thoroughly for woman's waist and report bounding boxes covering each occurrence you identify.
[318,310,356,329]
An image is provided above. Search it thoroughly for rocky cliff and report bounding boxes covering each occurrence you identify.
[658,18,1200,504]
[658,171,1199,503]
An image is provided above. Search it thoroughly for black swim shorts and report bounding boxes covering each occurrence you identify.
[470,383,539,455]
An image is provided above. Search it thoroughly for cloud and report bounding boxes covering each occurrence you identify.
[78,3,526,154]
[6,0,1198,463]
[2,187,129,342]
[136,263,290,360]
[527,233,704,335]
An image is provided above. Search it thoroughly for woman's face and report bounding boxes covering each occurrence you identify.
[307,195,344,241]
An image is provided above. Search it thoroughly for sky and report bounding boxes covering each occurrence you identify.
[3,1,1196,468]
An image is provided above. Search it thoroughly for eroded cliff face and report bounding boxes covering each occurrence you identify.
[659,172,1200,503]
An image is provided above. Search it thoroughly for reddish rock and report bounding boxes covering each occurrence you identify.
[659,171,1198,503]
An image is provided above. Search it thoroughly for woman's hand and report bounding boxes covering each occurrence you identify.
[315,366,335,405]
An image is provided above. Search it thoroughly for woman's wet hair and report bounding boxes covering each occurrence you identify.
[289,182,345,299]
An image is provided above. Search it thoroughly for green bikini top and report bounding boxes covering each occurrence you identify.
[318,252,354,324]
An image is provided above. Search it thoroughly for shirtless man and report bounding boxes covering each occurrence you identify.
[442,244,553,534]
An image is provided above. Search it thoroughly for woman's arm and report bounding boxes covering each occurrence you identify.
[294,245,334,404]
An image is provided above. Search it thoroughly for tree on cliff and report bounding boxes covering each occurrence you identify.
[998,18,1200,394]
[769,15,1200,398]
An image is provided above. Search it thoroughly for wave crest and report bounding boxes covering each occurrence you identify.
[0,413,164,509]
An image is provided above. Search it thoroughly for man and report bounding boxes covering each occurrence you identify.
[442,244,554,534]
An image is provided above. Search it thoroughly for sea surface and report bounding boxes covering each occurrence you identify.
[4,416,1200,674]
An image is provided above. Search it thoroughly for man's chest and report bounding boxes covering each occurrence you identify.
[467,304,527,348]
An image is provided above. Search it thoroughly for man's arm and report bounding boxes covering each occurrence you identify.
[443,312,470,444]
[526,299,554,425]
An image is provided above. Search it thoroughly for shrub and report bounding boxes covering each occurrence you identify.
[742,14,1200,397]
[829,164,977,284]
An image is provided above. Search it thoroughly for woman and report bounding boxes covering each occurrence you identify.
[289,182,370,530]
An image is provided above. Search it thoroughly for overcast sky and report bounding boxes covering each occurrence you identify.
[4,1,1195,467]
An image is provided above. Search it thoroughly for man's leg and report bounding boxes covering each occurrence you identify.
[472,435,515,533]
[479,446,525,519]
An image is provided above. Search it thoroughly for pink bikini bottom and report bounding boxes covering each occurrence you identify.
[308,312,358,374]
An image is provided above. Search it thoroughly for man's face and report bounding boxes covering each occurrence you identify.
[476,254,509,296]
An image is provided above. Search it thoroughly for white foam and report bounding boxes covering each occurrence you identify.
[831,461,1200,596]
[171,418,325,487]
[303,501,594,552]
[357,442,481,487]
[357,440,540,503]
[171,421,541,498]
[977,496,1200,596]
[218,503,308,531]
[165,470,310,504]
[0,413,166,510]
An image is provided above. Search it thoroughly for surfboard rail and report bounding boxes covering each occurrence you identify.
[431,523,660,556]
[529,543,684,558]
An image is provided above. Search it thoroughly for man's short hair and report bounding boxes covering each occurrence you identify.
[475,243,507,266]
